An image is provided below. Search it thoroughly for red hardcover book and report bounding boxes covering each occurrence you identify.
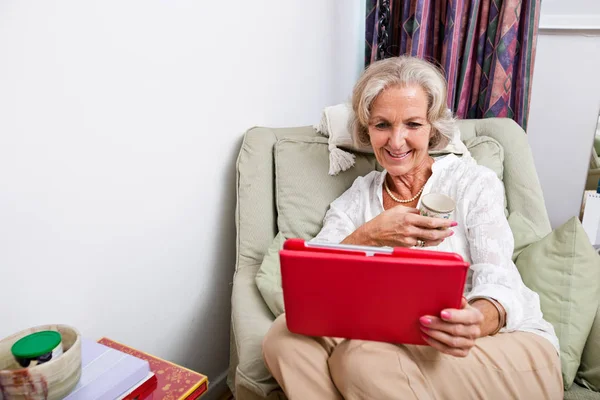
[98,338,208,400]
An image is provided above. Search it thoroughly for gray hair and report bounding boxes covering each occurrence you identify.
[351,56,456,150]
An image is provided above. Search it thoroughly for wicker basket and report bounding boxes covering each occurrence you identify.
[0,325,81,400]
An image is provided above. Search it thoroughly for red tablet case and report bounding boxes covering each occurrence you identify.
[280,238,469,345]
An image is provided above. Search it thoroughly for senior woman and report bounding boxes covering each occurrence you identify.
[262,56,562,399]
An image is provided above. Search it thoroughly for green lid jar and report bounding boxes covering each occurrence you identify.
[11,331,63,368]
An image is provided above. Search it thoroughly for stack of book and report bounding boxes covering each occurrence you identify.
[65,337,208,400]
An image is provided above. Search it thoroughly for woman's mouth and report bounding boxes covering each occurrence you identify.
[385,149,412,160]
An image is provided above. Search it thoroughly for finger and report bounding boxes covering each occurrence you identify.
[412,227,453,242]
[423,239,444,248]
[421,334,470,358]
[440,307,484,326]
[403,224,449,241]
[420,317,481,339]
[410,214,457,229]
[421,327,476,349]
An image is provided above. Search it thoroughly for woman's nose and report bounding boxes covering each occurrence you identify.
[388,125,407,148]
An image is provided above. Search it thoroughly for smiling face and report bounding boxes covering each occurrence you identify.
[368,84,432,177]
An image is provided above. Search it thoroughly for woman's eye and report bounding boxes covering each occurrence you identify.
[406,122,422,129]
[375,122,389,129]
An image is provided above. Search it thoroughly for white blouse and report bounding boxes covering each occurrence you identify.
[312,154,559,352]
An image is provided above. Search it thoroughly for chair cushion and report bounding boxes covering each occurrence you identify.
[508,211,544,262]
[463,136,507,215]
[577,305,600,392]
[275,137,377,240]
[515,217,600,389]
[255,232,287,317]
[464,136,504,181]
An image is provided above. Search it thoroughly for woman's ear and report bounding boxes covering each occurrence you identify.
[428,129,438,149]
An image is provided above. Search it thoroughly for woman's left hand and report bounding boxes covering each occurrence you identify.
[419,298,484,357]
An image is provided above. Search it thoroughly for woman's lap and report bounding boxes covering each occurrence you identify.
[263,314,562,400]
[329,330,562,400]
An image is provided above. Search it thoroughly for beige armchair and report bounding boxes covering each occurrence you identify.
[228,119,600,400]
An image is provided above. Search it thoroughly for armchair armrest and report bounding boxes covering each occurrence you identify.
[231,265,279,397]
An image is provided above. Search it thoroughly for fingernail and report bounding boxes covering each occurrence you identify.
[420,317,432,326]
[449,231,454,236]
[420,326,430,332]
[421,334,430,342]
[441,311,451,320]
[451,221,458,227]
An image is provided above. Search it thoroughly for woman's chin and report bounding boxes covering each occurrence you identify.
[380,151,413,174]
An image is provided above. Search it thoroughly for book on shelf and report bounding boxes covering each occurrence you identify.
[118,372,158,400]
[98,337,208,400]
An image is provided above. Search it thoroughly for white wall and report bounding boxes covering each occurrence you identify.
[0,0,364,394]
[527,1,600,228]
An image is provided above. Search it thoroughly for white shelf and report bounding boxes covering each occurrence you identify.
[539,14,600,33]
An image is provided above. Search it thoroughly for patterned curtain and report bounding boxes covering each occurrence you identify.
[365,0,541,130]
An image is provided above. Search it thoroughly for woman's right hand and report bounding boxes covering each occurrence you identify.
[343,205,456,248]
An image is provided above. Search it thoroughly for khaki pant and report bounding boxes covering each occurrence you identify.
[262,314,562,400]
